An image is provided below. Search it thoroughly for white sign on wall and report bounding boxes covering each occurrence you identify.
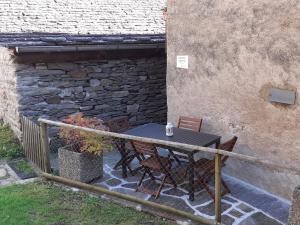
[176,55,189,69]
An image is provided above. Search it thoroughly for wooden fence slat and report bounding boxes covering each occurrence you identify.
[34,123,40,168]
[22,117,26,156]
[21,116,48,172]
[36,125,43,170]
[24,117,29,157]
[32,122,38,168]
[29,119,34,163]
[24,118,28,156]
[31,120,34,163]
[37,124,45,171]
[21,117,25,155]
[30,120,35,163]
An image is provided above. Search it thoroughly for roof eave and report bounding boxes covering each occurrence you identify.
[14,43,165,54]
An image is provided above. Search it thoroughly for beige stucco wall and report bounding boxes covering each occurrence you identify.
[167,0,300,200]
[0,48,20,137]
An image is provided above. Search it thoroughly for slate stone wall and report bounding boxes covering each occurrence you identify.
[0,0,166,35]
[0,54,167,136]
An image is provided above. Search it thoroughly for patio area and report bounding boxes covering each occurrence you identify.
[51,149,290,225]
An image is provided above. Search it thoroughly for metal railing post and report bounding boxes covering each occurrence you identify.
[40,122,51,173]
[215,153,222,223]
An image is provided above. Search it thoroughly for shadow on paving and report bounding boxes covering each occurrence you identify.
[225,175,290,224]
[50,150,288,225]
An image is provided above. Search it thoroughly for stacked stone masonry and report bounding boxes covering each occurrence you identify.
[0,0,166,35]
[1,54,167,136]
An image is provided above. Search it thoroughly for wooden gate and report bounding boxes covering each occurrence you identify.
[21,116,51,172]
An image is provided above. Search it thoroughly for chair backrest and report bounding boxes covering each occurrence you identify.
[177,116,202,132]
[106,117,130,133]
[131,141,158,157]
[218,136,238,164]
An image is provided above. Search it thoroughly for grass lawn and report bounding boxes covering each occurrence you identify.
[0,123,34,177]
[0,181,174,225]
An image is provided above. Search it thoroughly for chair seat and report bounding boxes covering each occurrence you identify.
[194,158,214,170]
[192,136,238,200]
[124,146,135,155]
[195,158,227,170]
[141,156,170,171]
[125,142,133,149]
[173,151,188,158]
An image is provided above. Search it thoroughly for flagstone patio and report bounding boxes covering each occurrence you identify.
[0,161,20,186]
[50,150,290,225]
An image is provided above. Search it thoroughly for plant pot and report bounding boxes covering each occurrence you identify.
[58,145,103,183]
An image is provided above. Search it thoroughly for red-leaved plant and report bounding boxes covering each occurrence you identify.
[59,113,112,155]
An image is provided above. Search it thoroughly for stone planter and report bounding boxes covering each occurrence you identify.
[58,145,103,183]
[288,186,300,225]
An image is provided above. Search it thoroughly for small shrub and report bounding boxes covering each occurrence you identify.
[0,145,23,159]
[15,160,33,174]
[0,124,23,160]
[59,113,112,155]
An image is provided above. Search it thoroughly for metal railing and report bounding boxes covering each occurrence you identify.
[38,118,300,225]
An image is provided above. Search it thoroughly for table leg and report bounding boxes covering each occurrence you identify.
[188,153,195,201]
[216,139,221,148]
[168,149,181,165]
[120,140,127,178]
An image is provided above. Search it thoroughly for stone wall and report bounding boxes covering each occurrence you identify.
[167,0,300,199]
[0,54,167,136]
[0,0,165,35]
[0,48,21,137]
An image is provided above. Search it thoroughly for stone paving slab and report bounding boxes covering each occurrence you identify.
[196,201,232,216]
[237,203,255,213]
[94,164,286,225]
[224,175,289,223]
[228,209,244,218]
[0,167,8,179]
[150,195,195,214]
[0,163,20,186]
[0,161,39,188]
[221,215,235,225]
[51,151,289,225]
[239,212,282,225]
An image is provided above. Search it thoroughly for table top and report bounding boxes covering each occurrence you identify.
[124,123,221,154]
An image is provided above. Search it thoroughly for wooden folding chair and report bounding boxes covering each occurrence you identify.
[132,141,177,199]
[194,136,238,200]
[169,116,203,164]
[106,117,139,175]
[177,116,202,132]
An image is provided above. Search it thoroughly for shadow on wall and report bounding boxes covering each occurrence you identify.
[0,32,167,138]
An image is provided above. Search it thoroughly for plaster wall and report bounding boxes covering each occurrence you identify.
[0,48,20,136]
[167,0,300,199]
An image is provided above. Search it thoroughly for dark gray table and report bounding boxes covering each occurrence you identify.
[124,123,221,201]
